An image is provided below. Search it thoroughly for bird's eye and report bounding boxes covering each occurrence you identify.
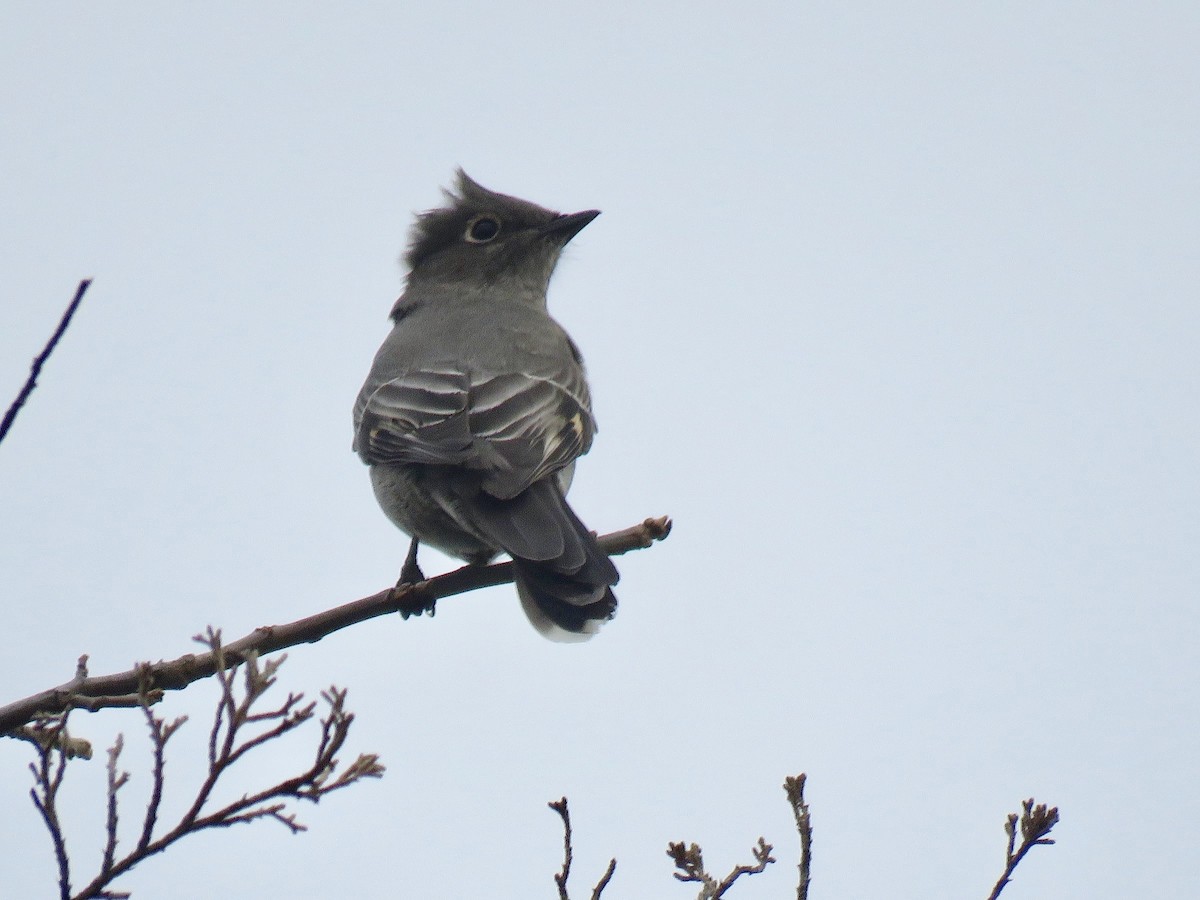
[465,216,501,243]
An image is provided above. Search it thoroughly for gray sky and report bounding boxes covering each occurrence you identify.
[2,3,1197,898]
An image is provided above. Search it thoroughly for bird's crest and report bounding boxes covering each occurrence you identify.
[404,169,560,270]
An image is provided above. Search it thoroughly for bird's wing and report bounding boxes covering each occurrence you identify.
[468,371,594,497]
[353,365,476,466]
[354,365,595,499]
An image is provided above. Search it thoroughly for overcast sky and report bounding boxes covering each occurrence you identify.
[2,4,1197,898]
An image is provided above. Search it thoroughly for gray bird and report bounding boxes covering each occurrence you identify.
[353,170,618,641]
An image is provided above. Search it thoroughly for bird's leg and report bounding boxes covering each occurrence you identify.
[394,537,436,619]
[399,536,425,584]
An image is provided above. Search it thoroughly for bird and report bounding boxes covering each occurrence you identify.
[352,170,618,641]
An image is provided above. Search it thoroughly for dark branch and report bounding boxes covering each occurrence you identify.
[0,516,672,733]
[101,735,125,876]
[27,717,74,899]
[550,798,573,900]
[0,279,92,447]
[591,858,617,900]
[549,796,617,900]
[667,837,775,899]
[783,774,813,900]
[63,631,383,899]
[985,798,1060,900]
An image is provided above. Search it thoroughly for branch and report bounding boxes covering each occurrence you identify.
[548,797,617,900]
[27,717,74,899]
[37,630,385,900]
[591,858,618,900]
[1,279,92,447]
[783,774,812,900]
[0,516,672,733]
[550,798,574,900]
[667,837,775,899]
[985,798,1060,900]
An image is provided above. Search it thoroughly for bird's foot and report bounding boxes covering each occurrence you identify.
[392,578,436,620]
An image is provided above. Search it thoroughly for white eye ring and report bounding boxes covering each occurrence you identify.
[465,215,501,243]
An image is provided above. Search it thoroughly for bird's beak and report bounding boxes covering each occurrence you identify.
[539,209,601,244]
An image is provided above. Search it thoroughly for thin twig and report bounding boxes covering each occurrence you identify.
[713,839,775,899]
[549,797,617,900]
[0,279,92,446]
[668,837,775,899]
[100,735,127,877]
[985,798,1060,900]
[28,716,74,899]
[137,704,181,854]
[0,516,673,733]
[63,633,382,899]
[550,798,574,900]
[783,774,813,900]
[591,858,617,900]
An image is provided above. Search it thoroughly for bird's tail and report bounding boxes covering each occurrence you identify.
[465,479,618,641]
[513,561,618,643]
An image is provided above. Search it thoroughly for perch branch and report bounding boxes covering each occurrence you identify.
[0,516,672,733]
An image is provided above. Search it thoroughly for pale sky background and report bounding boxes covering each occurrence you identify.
[2,4,1197,898]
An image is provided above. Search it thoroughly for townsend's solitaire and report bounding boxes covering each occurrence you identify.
[353,171,617,640]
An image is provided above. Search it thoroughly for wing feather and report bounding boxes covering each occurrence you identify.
[354,364,595,498]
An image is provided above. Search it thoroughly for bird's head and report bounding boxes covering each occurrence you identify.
[402,169,599,297]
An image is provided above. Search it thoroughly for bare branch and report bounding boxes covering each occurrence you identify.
[27,715,74,899]
[549,797,617,900]
[985,797,1060,900]
[550,798,573,900]
[0,516,673,733]
[783,773,813,900]
[136,692,185,854]
[667,842,708,886]
[20,634,382,900]
[591,858,617,900]
[668,837,774,899]
[1,279,92,447]
[714,839,775,897]
[100,735,128,878]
